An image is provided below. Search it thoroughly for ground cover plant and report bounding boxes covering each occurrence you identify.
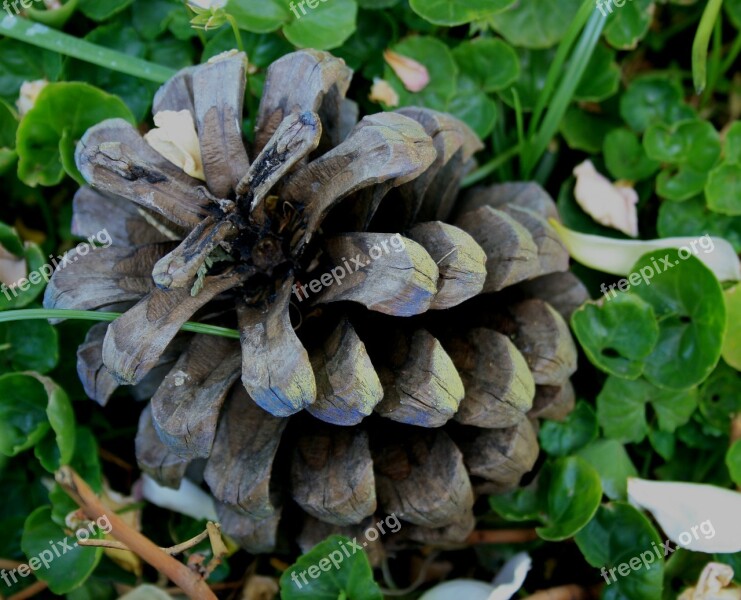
[0,0,740,599]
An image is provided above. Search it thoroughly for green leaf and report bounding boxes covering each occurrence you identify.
[78,0,133,21]
[488,0,583,49]
[574,44,620,102]
[536,456,602,541]
[279,535,383,599]
[571,294,659,379]
[706,163,741,216]
[619,75,694,133]
[657,196,741,252]
[130,0,182,40]
[539,401,598,457]
[447,75,497,138]
[644,120,721,171]
[21,506,102,594]
[648,428,675,460]
[25,0,80,28]
[0,99,18,175]
[499,48,552,112]
[202,29,293,66]
[724,121,741,165]
[722,285,741,371]
[0,241,46,310]
[629,250,726,389]
[488,486,541,522]
[575,503,664,600]
[604,128,660,181]
[726,0,741,28]
[283,0,357,50]
[452,38,519,92]
[228,0,290,33]
[16,82,135,187]
[725,440,741,485]
[0,373,50,456]
[698,362,741,431]
[603,0,654,49]
[409,0,514,26]
[383,36,458,111]
[36,376,75,471]
[597,376,698,442]
[0,39,62,102]
[0,318,59,374]
[577,439,638,500]
[560,106,619,153]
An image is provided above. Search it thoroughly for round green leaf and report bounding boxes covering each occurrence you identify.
[539,401,598,457]
[644,120,721,171]
[228,0,290,33]
[21,506,102,594]
[577,439,638,500]
[283,0,357,50]
[0,319,59,374]
[575,502,664,600]
[0,373,51,456]
[16,82,135,187]
[280,535,383,599]
[489,487,541,522]
[560,106,620,153]
[604,128,660,181]
[619,75,694,133]
[727,440,741,485]
[572,294,659,379]
[629,250,726,389]
[537,457,602,541]
[706,163,741,216]
[447,75,497,138]
[656,165,709,201]
[657,196,741,252]
[499,48,552,112]
[603,0,654,49]
[488,0,583,49]
[722,285,741,370]
[452,38,519,92]
[409,0,514,25]
[78,0,133,21]
[383,36,458,111]
[574,44,620,102]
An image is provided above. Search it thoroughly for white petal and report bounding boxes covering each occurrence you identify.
[141,475,218,522]
[144,110,206,181]
[419,580,495,600]
[119,585,171,600]
[550,220,741,282]
[187,0,226,9]
[573,160,638,237]
[489,552,531,600]
[16,79,47,117]
[628,479,741,553]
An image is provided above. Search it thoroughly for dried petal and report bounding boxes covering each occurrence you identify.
[573,159,638,237]
[144,110,206,180]
[383,50,430,92]
[369,78,399,107]
[17,79,47,117]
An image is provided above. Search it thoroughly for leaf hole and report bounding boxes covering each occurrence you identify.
[601,347,620,358]
[679,315,691,324]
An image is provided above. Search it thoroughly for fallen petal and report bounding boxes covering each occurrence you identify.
[384,50,430,92]
[144,110,206,181]
[141,474,218,522]
[369,78,399,107]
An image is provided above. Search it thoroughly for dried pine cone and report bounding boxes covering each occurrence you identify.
[44,50,588,554]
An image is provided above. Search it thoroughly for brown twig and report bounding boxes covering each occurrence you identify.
[523,584,590,600]
[7,580,48,600]
[466,529,539,545]
[0,560,23,571]
[77,526,214,556]
[55,466,217,600]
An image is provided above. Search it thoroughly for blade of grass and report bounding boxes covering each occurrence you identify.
[523,6,607,178]
[692,0,724,95]
[527,0,595,139]
[461,143,522,188]
[0,308,240,339]
[0,16,176,83]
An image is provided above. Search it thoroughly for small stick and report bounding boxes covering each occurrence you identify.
[7,580,48,600]
[465,529,538,545]
[55,466,216,600]
[77,527,214,556]
[0,559,24,570]
[523,584,589,600]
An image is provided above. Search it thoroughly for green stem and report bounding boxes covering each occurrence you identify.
[225,14,245,54]
[523,6,606,178]
[692,0,724,95]
[461,143,522,188]
[701,15,723,106]
[0,309,240,339]
[0,16,176,83]
[720,31,741,79]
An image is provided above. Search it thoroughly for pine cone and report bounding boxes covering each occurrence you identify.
[44,50,588,554]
